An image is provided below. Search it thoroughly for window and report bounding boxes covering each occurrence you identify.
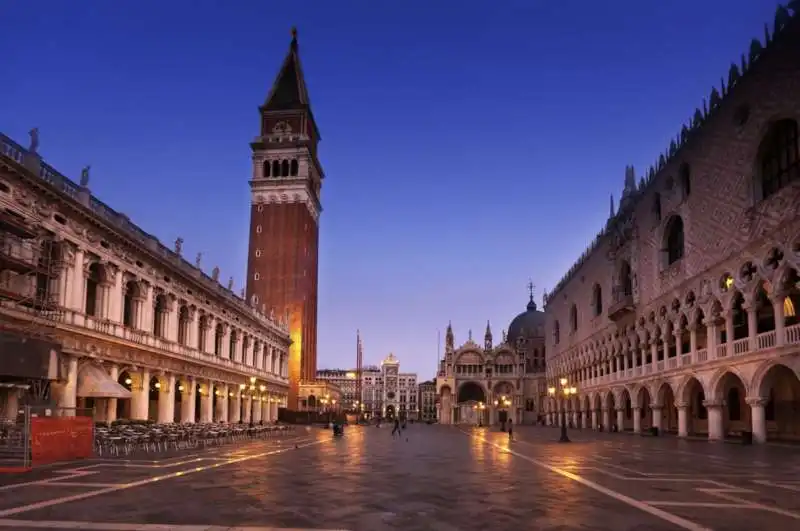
[256,225,262,234]
[255,249,262,257]
[257,204,263,212]
[664,215,685,265]
[263,160,271,178]
[592,284,602,316]
[254,272,260,280]
[290,159,299,176]
[679,163,691,198]
[758,119,799,199]
[553,321,560,345]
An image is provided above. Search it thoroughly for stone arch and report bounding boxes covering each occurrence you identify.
[676,374,706,406]
[619,387,633,431]
[492,380,514,398]
[751,360,800,441]
[751,358,800,399]
[456,381,486,403]
[581,394,591,412]
[637,385,653,430]
[710,369,750,438]
[655,381,678,433]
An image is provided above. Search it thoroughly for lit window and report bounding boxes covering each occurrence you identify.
[256,225,262,234]
[254,272,260,281]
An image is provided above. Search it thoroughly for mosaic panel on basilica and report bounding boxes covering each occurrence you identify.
[541,11,800,444]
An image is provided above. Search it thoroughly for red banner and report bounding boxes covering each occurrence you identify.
[30,416,94,466]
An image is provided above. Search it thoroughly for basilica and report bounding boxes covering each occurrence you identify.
[436,290,548,425]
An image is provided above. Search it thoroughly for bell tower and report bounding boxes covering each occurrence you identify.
[246,28,323,409]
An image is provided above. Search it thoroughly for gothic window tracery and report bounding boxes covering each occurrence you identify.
[664,215,685,266]
[758,119,799,199]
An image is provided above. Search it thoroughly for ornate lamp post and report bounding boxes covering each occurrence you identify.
[472,401,486,426]
[494,396,512,430]
[548,378,577,443]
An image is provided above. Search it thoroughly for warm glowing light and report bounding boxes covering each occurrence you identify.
[215,390,220,396]
[125,378,132,385]
[154,382,161,389]
[259,385,266,392]
[724,275,734,290]
[249,377,256,384]
[786,297,796,317]
[559,377,568,386]
[239,383,246,389]
[548,387,556,396]
[178,385,184,391]
[346,372,356,379]
[229,392,233,397]
[570,387,577,394]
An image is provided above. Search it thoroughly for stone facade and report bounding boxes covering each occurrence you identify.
[0,133,290,424]
[246,30,323,409]
[436,317,548,426]
[417,380,436,422]
[543,9,800,443]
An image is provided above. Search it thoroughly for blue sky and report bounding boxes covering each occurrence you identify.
[1,0,783,377]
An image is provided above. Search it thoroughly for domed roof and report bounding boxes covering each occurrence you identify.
[507,296,545,345]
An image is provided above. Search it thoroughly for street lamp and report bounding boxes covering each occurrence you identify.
[493,396,512,430]
[548,378,577,443]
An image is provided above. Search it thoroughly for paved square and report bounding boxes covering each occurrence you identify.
[0,425,796,530]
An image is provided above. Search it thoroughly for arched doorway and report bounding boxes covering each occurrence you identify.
[637,387,652,430]
[757,363,800,441]
[385,404,396,419]
[714,371,749,439]
[604,392,616,431]
[620,389,633,431]
[493,382,513,426]
[681,376,706,436]
[657,382,678,433]
[456,382,486,424]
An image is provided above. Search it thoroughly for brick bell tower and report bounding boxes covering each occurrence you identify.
[246,27,323,409]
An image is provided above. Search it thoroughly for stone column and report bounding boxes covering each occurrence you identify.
[140,283,154,333]
[230,391,242,423]
[200,381,213,423]
[130,369,150,421]
[271,399,278,421]
[747,397,767,444]
[591,409,598,429]
[242,396,252,423]
[157,374,176,423]
[745,304,758,351]
[107,268,123,323]
[167,298,179,342]
[222,326,232,359]
[688,325,697,361]
[253,398,263,422]
[615,407,624,431]
[632,407,642,433]
[188,309,199,349]
[602,407,610,431]
[52,355,78,416]
[705,400,724,441]
[70,248,85,312]
[3,388,19,419]
[180,378,196,423]
[651,405,663,431]
[106,364,119,423]
[724,311,735,357]
[676,402,689,437]
[773,293,786,346]
[581,411,588,429]
[216,384,229,422]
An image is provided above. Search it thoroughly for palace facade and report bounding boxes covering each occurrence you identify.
[436,293,549,425]
[543,6,800,444]
[0,133,290,424]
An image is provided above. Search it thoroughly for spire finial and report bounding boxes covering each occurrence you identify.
[527,279,535,302]
[290,26,298,48]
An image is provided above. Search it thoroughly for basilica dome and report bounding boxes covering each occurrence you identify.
[506,296,546,345]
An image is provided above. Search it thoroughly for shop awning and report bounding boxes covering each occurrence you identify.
[77,364,132,399]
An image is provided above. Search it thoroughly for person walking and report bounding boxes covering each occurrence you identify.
[507,418,514,442]
[391,418,401,438]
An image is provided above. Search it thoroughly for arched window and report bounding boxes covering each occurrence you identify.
[290,159,299,176]
[619,260,633,297]
[679,163,691,198]
[664,216,685,266]
[263,160,271,178]
[272,160,280,177]
[553,321,560,345]
[758,119,799,199]
[592,284,603,316]
[727,387,741,421]
[569,304,578,332]
[281,159,290,177]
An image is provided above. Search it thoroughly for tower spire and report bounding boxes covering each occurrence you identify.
[484,320,493,350]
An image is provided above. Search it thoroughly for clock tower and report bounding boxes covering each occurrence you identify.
[246,28,323,409]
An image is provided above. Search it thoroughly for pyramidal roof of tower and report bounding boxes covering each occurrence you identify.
[262,27,311,112]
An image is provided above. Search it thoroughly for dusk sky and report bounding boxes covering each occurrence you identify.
[2,0,782,377]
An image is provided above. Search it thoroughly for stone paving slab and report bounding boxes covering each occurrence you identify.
[0,425,797,530]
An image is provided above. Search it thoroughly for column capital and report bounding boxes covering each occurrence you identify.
[746,396,768,407]
[674,400,689,409]
[702,399,724,409]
